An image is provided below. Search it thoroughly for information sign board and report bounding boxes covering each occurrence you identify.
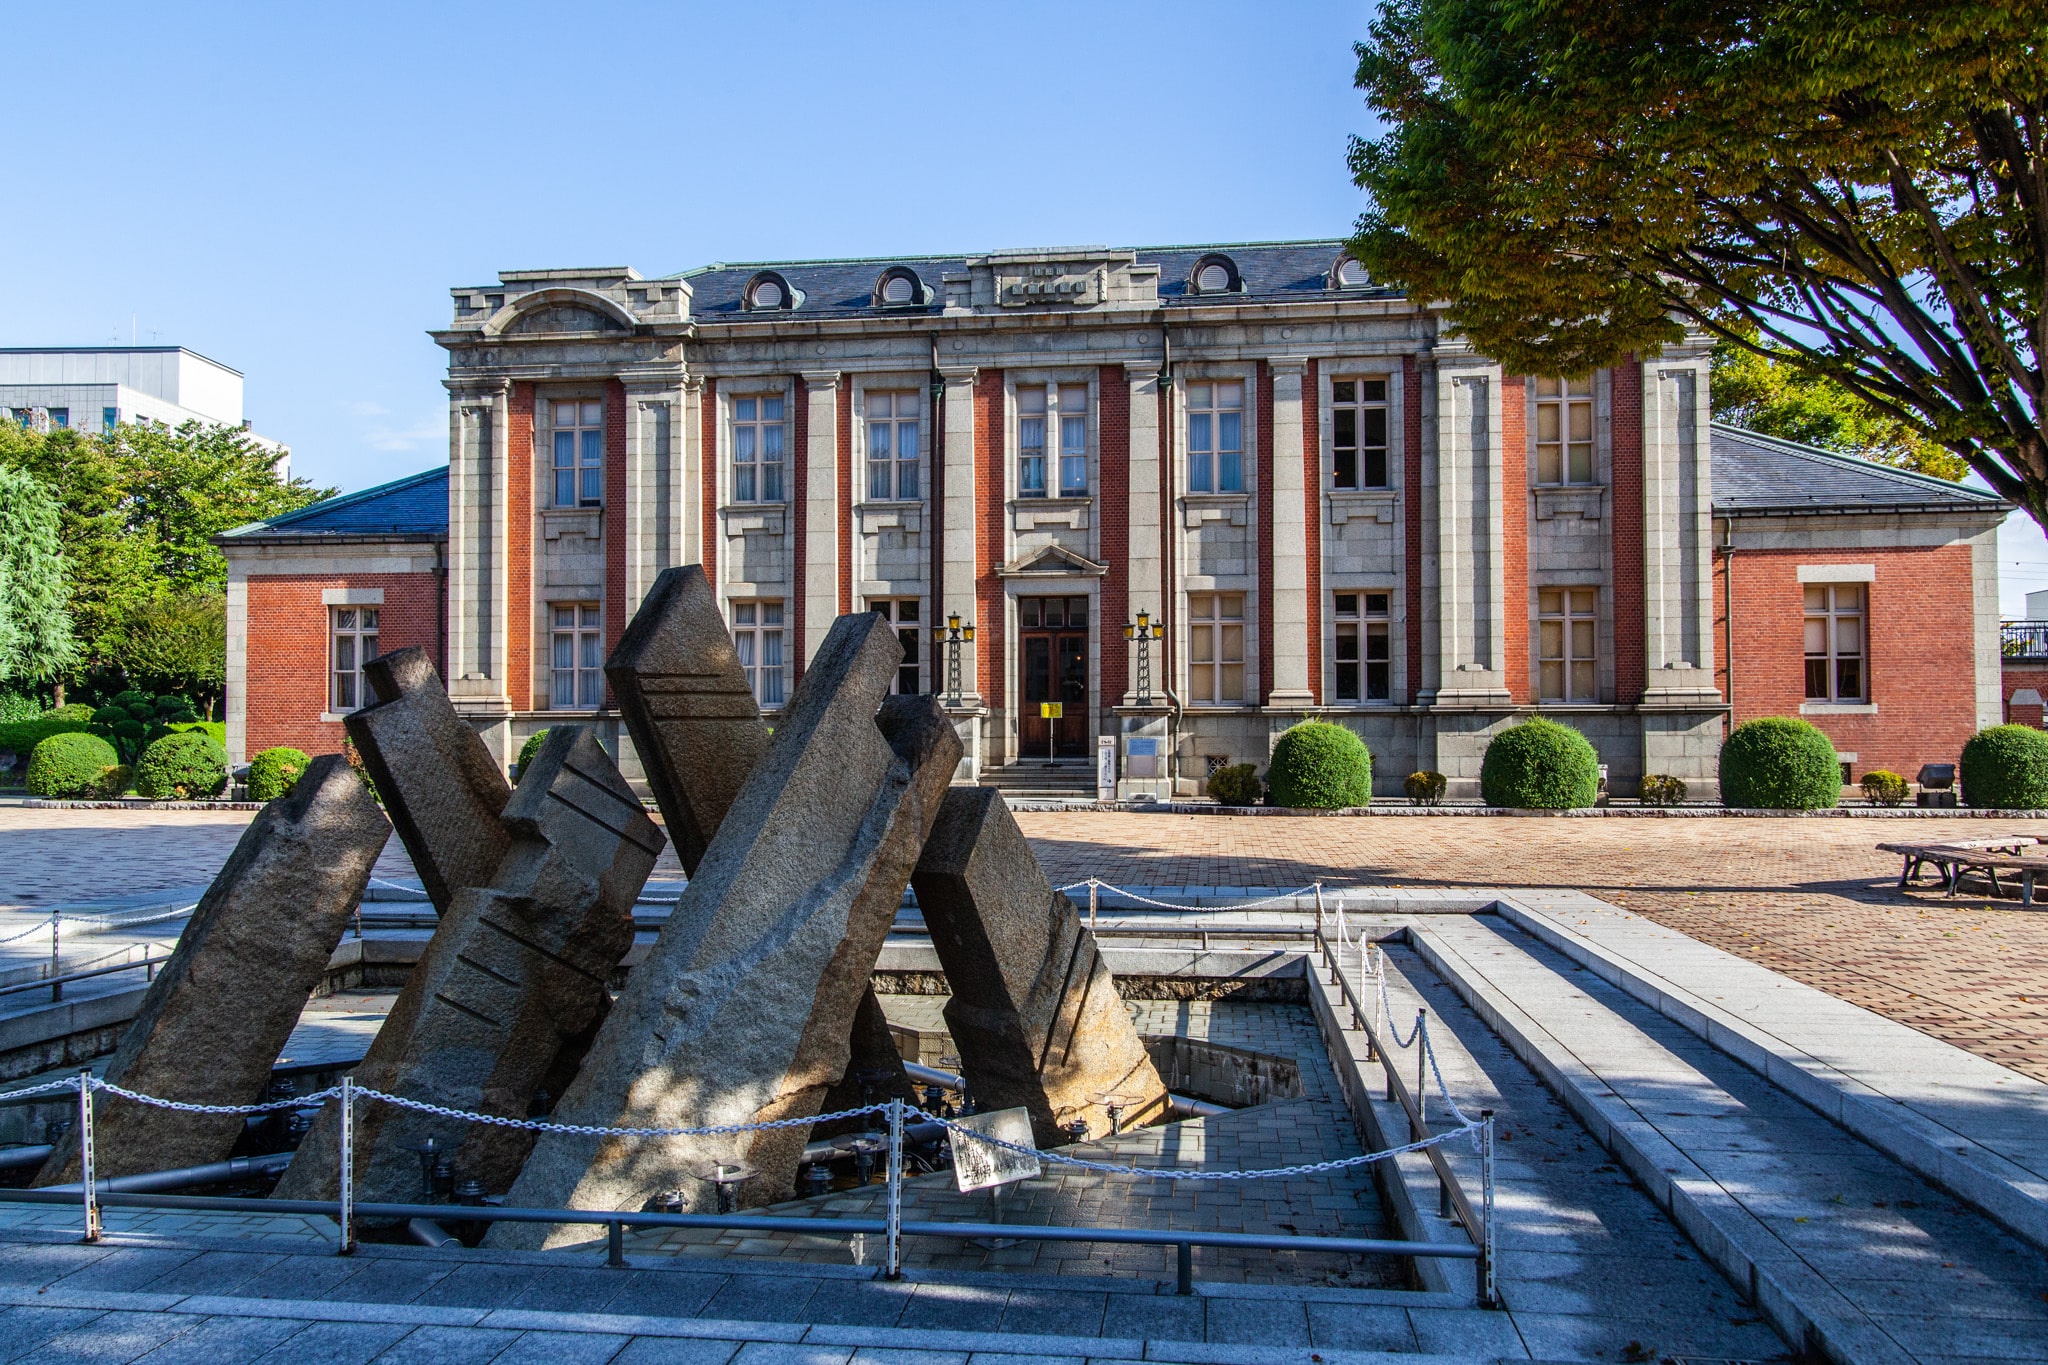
[949,1106,1042,1192]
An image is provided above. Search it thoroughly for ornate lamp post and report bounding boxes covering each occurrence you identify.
[933,612,975,707]
[1124,609,1165,705]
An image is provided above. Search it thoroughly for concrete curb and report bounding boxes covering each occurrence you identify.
[1121,803,2045,818]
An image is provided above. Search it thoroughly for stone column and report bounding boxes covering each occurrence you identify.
[1123,367,1165,705]
[940,366,982,708]
[1640,349,1719,705]
[445,380,510,702]
[621,379,677,602]
[1430,349,1510,706]
[680,376,704,569]
[1267,358,1314,706]
[802,371,842,666]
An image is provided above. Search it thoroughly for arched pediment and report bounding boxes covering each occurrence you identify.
[485,288,636,337]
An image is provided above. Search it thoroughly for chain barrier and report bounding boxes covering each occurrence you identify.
[1051,878,1325,914]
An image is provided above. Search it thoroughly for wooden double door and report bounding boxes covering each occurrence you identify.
[1019,595,1089,759]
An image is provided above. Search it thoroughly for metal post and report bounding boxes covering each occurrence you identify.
[1358,941,1372,1051]
[1479,1109,1497,1307]
[1176,1240,1193,1295]
[607,1220,626,1268]
[1089,881,1099,933]
[1416,1011,1429,1128]
[885,1098,904,1280]
[337,1074,356,1254]
[1335,898,1347,959]
[1313,881,1326,943]
[77,1070,98,1243]
[51,916,61,1003]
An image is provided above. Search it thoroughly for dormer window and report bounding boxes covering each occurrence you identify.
[874,268,924,307]
[742,271,797,312]
[1332,255,1369,289]
[1189,253,1241,296]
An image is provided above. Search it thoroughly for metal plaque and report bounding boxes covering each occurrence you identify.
[949,1106,1042,1192]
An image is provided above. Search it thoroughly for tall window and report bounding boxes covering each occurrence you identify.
[47,408,68,430]
[1804,584,1865,702]
[1334,593,1391,702]
[866,391,920,501]
[733,600,787,707]
[101,407,118,432]
[1017,383,1088,497]
[552,401,604,507]
[1186,381,1245,493]
[1534,378,1594,484]
[733,395,786,502]
[1332,380,1389,489]
[870,599,922,694]
[550,603,603,709]
[331,608,379,713]
[1538,589,1598,702]
[1189,593,1247,704]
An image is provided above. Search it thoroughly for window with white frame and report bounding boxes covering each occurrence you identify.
[1538,589,1598,702]
[1188,593,1247,704]
[869,599,922,694]
[732,600,788,707]
[1186,381,1245,493]
[866,391,921,501]
[1804,584,1865,702]
[732,395,786,502]
[1534,378,1594,485]
[550,603,603,709]
[1017,383,1088,497]
[1331,379,1389,490]
[1334,593,1391,702]
[331,608,380,712]
[551,400,604,507]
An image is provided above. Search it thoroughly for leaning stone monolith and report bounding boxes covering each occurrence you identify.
[36,756,389,1185]
[344,646,512,915]
[606,564,771,875]
[489,612,960,1247]
[911,785,1169,1146]
[273,726,664,1202]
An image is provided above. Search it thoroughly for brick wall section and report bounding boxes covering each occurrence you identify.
[2002,663,2048,726]
[508,383,535,711]
[604,379,628,692]
[975,370,1006,706]
[1256,361,1275,705]
[1303,359,1322,704]
[701,379,717,591]
[1500,375,1529,703]
[1609,360,1645,703]
[792,376,810,683]
[1403,357,1424,703]
[1097,365,1130,706]
[838,380,853,615]
[243,570,441,757]
[1731,543,1977,778]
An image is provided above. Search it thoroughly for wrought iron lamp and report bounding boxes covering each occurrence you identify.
[1123,609,1166,706]
[932,612,975,707]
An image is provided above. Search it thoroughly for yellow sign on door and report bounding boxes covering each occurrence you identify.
[1039,702,1064,719]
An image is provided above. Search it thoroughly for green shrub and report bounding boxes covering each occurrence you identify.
[97,764,134,798]
[167,720,226,746]
[1405,770,1447,805]
[135,732,229,800]
[1638,773,1688,806]
[0,710,94,772]
[1266,722,1372,809]
[1861,769,1909,806]
[1480,718,1600,809]
[247,747,311,801]
[1719,717,1840,809]
[516,728,550,776]
[0,693,41,725]
[26,732,122,798]
[1959,724,2048,809]
[89,690,197,764]
[1207,762,1262,806]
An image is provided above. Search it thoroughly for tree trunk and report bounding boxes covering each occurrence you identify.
[51,680,64,708]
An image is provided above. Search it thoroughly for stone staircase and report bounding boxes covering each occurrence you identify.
[979,760,1097,803]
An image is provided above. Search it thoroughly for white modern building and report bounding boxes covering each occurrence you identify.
[0,346,287,465]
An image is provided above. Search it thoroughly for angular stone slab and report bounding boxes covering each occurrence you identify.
[274,726,664,1202]
[36,756,389,1184]
[490,612,960,1246]
[910,785,1168,1146]
[606,564,770,876]
[344,646,512,915]
[812,986,919,1141]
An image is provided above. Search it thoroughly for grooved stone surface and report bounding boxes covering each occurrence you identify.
[493,614,961,1240]
[276,728,663,1203]
[36,756,389,1184]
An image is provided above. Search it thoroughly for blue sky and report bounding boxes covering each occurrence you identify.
[8,0,2045,611]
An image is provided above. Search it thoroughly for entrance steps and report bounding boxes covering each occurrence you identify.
[981,760,1097,803]
[1352,914,2048,1365]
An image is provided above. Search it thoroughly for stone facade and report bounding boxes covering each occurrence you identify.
[219,243,2008,799]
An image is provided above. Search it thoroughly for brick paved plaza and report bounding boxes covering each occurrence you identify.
[5,804,2047,1083]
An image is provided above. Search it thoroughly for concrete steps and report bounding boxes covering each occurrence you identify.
[1402,915,2048,1365]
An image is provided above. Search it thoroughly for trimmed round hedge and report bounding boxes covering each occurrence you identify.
[135,732,228,800]
[516,728,550,775]
[1267,721,1372,809]
[1479,718,1599,809]
[1719,717,1839,809]
[1960,724,2048,809]
[247,746,311,802]
[1207,762,1262,807]
[26,732,123,798]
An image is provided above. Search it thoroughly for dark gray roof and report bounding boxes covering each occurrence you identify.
[673,240,1369,319]
[218,466,447,543]
[1710,423,2001,515]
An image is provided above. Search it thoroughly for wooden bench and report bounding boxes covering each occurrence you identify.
[1878,838,2046,903]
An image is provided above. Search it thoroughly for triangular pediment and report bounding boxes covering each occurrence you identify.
[997,543,1108,578]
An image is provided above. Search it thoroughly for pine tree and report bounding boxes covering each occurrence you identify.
[0,466,79,690]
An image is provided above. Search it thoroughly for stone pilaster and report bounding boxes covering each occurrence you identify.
[622,379,680,604]
[1429,349,1510,707]
[1122,368,1163,706]
[1266,358,1313,706]
[940,365,982,707]
[680,377,703,569]
[801,371,842,665]
[1640,348,1719,707]
[446,379,512,711]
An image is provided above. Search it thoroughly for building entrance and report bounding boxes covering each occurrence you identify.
[1019,595,1089,759]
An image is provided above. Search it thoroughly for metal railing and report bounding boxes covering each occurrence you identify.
[2002,621,2048,660]
[0,946,160,1004]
